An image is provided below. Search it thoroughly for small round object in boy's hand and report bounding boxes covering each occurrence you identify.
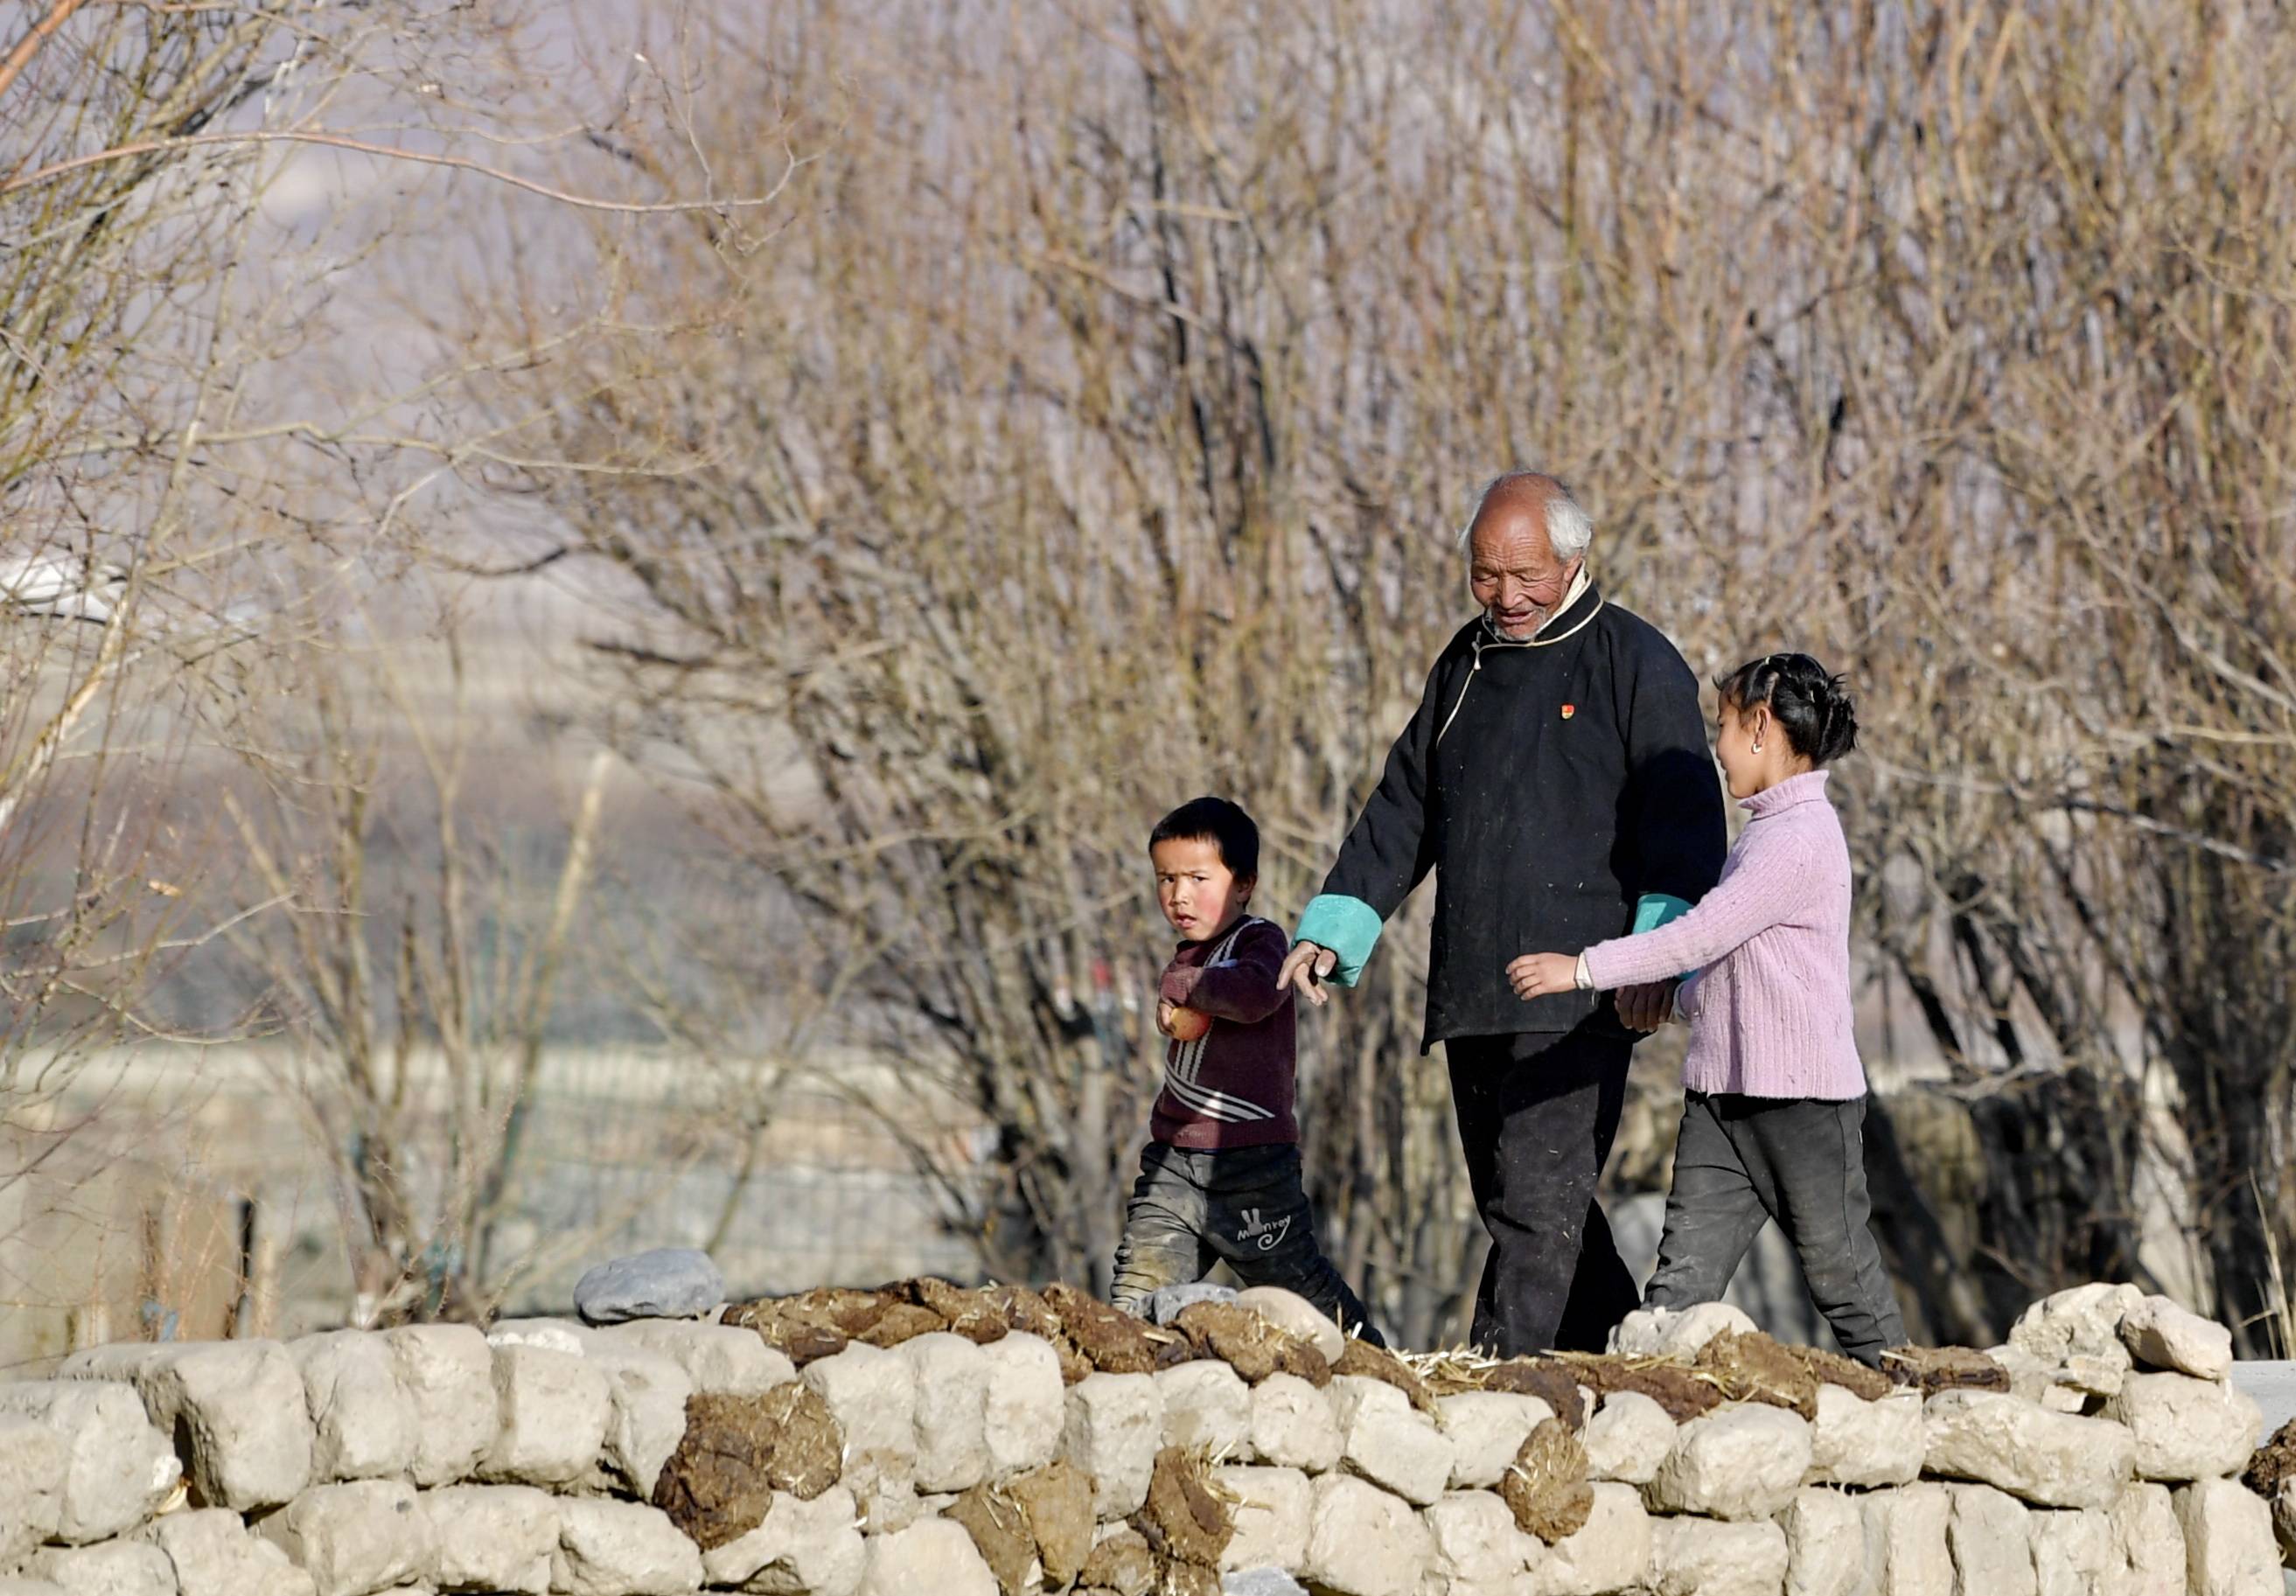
[1165,1006,1211,1042]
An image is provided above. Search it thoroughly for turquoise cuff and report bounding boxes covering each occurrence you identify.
[1632,892,1692,934]
[1633,892,1695,983]
[1294,894,1384,987]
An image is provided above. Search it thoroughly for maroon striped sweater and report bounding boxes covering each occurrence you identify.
[1149,914,1299,1149]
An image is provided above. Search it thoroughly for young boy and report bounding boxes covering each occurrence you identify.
[1110,796,1381,1342]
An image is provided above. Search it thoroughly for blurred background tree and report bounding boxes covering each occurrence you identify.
[6,0,2290,1356]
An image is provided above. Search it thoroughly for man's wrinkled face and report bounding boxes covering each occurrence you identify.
[1469,504,1580,640]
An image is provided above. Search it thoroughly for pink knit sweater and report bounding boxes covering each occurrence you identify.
[1581,770,1865,1099]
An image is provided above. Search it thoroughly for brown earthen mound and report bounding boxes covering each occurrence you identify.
[985,1281,1067,1341]
[2244,1418,2296,1500]
[1044,1282,1160,1375]
[1132,1446,1235,1570]
[1695,1331,1819,1418]
[946,1483,1036,1596]
[904,1277,1013,1345]
[1274,1335,1330,1385]
[987,1281,1095,1383]
[1881,1344,2010,1395]
[651,1386,843,1550]
[1008,1459,1095,1587]
[1792,1343,1895,1401]
[724,1284,953,1361]
[1172,1302,1328,1386]
[1078,1527,1159,1596]
[1476,1359,1588,1429]
[1551,1353,1724,1423]
[855,1300,946,1347]
[1332,1336,1434,1412]
[1155,1332,1202,1371]
[721,1293,850,1365]
[1500,1418,1595,1544]
[1157,1561,1221,1596]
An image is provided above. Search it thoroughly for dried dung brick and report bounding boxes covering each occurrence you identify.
[946,1482,1037,1596]
[1500,1418,1595,1544]
[1079,1528,1158,1596]
[1565,1355,1725,1422]
[722,1298,850,1365]
[1054,1338,1096,1384]
[720,1297,774,1333]
[1157,1559,1221,1596]
[1696,1331,1820,1418]
[1331,1337,1435,1414]
[1171,1302,1313,1384]
[1881,1345,2010,1396]
[2244,1417,2296,1498]
[651,1386,844,1550]
[855,1301,948,1348]
[987,1283,1065,1342]
[1479,1360,1587,1428]
[1132,1446,1235,1569]
[814,1286,910,1335]
[772,1321,848,1364]
[1008,1459,1094,1587]
[729,1286,901,1340]
[1276,1339,1332,1387]
[1046,1283,1160,1375]
[723,1287,936,1363]
[1792,1344,1895,1401]
[905,1279,1013,1345]
[987,1283,1094,1382]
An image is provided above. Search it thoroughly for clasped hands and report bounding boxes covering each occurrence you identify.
[1281,940,1672,1030]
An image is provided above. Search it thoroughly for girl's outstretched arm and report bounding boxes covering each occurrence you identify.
[1576,831,1805,990]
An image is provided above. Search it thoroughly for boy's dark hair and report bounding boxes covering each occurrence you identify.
[1714,652,1860,764]
[1150,796,1260,880]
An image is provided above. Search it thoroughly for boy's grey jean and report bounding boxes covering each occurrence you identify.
[1110,1140,1382,1345]
[1645,1091,1908,1364]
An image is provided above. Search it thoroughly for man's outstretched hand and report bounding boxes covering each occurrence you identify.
[1616,979,1676,1032]
[1279,939,1339,1007]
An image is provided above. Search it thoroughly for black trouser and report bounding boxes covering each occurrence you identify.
[1645,1091,1907,1364]
[1109,1140,1383,1345]
[1445,1028,1640,1356]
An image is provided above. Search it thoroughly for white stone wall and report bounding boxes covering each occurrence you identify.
[3,1284,2289,1596]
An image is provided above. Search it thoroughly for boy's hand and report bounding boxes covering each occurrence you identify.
[1155,999,1176,1037]
[1506,951,1579,1001]
[1278,939,1338,1007]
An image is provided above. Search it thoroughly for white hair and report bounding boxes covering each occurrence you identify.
[1457,471,1595,561]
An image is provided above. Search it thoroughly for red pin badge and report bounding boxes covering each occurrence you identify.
[1560,704,1576,720]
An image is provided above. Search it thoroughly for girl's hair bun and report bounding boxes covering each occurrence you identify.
[1713,652,1858,765]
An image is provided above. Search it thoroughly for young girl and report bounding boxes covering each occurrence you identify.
[1507,652,1906,1364]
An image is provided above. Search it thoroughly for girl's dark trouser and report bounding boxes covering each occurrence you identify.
[1644,1090,1908,1364]
[1445,1028,1642,1357]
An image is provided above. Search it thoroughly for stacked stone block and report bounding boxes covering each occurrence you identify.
[3,1271,2290,1596]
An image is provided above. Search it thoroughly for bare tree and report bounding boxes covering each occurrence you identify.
[14,0,2290,1353]
[4,0,810,1343]
[459,0,2296,1351]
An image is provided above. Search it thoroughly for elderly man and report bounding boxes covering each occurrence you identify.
[1280,472,1726,1356]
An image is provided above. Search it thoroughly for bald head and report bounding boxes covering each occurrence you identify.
[1464,472,1592,639]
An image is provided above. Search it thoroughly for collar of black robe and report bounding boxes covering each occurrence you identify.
[1474,567,1603,652]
